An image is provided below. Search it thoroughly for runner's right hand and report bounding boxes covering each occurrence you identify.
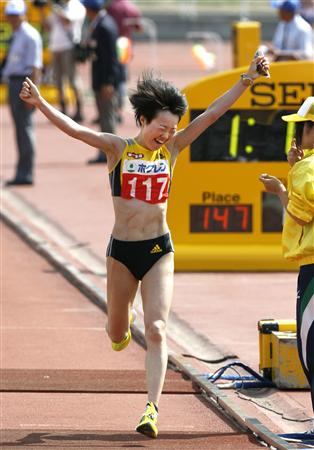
[19,77,41,107]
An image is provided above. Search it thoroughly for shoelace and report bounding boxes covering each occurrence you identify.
[145,404,158,421]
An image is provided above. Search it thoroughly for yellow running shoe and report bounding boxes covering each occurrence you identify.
[111,328,131,351]
[111,308,136,351]
[136,402,158,438]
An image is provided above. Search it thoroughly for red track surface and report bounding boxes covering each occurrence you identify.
[2,224,262,448]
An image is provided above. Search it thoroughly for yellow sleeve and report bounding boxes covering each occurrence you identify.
[287,158,314,223]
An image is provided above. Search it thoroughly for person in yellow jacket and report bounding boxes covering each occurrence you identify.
[260,97,314,427]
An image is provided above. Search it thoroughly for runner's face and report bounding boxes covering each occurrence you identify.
[140,110,179,150]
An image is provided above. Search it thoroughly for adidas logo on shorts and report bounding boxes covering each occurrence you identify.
[150,244,162,254]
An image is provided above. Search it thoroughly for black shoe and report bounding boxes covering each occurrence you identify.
[87,155,107,164]
[5,178,33,186]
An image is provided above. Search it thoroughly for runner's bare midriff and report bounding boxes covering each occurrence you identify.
[111,196,169,241]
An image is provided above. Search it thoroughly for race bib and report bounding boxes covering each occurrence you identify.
[121,159,170,204]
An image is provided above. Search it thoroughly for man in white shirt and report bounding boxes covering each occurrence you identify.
[271,0,313,60]
[3,0,42,186]
[43,0,86,120]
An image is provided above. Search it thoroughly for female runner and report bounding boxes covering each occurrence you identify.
[19,53,269,438]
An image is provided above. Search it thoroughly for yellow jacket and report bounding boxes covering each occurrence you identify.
[282,149,314,266]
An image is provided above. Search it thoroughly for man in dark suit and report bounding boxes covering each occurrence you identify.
[83,0,120,163]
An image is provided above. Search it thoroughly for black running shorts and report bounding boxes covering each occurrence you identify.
[106,233,174,280]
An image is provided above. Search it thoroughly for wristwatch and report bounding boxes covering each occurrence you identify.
[240,73,254,86]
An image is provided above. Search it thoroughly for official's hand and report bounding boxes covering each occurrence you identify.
[287,139,303,166]
[100,84,115,101]
[247,55,270,80]
[259,173,286,194]
[19,77,41,107]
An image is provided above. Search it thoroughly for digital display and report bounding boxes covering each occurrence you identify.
[190,204,253,233]
[167,61,312,270]
[190,109,294,162]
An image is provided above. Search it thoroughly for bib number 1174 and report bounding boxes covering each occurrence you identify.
[122,174,170,203]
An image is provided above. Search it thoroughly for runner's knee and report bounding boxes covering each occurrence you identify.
[145,320,166,344]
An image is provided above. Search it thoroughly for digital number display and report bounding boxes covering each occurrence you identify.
[190,109,295,162]
[190,204,253,233]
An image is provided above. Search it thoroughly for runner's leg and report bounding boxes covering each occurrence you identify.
[296,264,314,413]
[141,252,174,405]
[106,256,139,343]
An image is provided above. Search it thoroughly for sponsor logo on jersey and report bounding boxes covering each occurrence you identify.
[127,152,144,159]
[126,162,136,172]
[123,159,170,175]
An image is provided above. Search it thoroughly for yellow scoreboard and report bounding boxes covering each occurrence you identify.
[168,60,314,271]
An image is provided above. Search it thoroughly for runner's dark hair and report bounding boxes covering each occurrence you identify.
[129,71,188,126]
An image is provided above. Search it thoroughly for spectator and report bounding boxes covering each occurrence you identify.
[269,0,313,60]
[3,0,42,186]
[106,0,142,39]
[300,0,314,26]
[82,0,120,164]
[106,0,142,123]
[259,97,314,427]
[41,0,86,121]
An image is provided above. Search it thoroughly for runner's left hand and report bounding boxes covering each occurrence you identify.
[247,55,270,80]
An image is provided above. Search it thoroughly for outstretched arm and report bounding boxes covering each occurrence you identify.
[173,54,270,153]
[19,77,123,153]
[259,173,307,226]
